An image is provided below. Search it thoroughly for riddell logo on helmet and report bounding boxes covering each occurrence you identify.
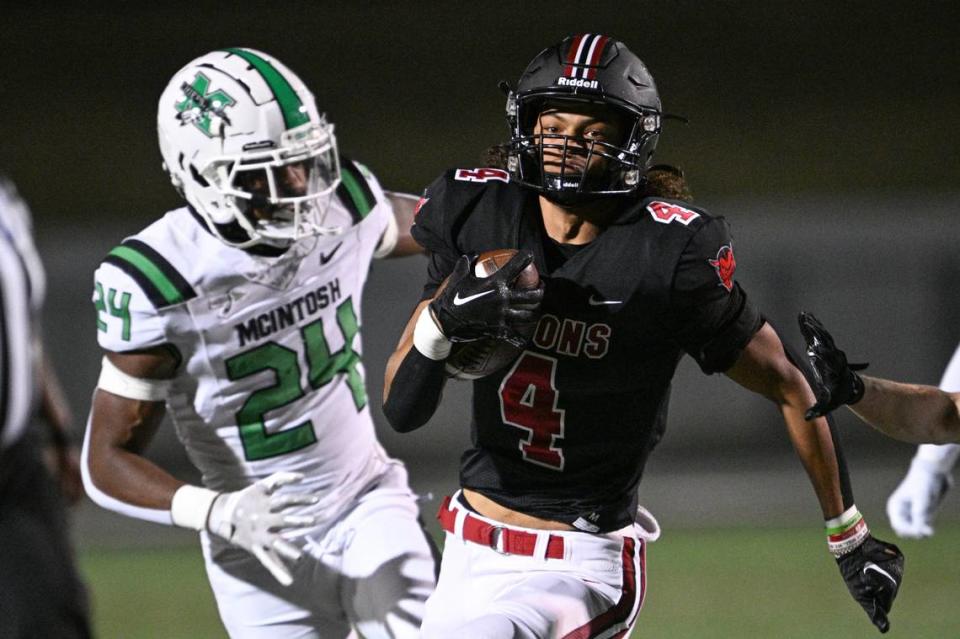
[556,76,600,89]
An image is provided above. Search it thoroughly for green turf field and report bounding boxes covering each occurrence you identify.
[78,522,960,638]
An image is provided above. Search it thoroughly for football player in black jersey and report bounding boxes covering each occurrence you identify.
[383,34,904,637]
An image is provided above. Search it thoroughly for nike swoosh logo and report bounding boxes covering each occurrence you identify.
[588,295,623,306]
[319,242,343,265]
[453,290,495,306]
[863,562,897,587]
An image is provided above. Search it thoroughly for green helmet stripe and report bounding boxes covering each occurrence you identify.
[223,48,310,130]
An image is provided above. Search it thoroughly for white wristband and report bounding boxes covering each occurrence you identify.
[825,505,870,557]
[170,484,219,531]
[413,306,452,360]
[98,356,172,401]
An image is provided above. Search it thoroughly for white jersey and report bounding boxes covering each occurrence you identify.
[93,160,395,518]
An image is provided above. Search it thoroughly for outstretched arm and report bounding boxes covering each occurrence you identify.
[800,311,960,444]
[726,322,847,517]
[726,322,903,634]
[852,378,960,444]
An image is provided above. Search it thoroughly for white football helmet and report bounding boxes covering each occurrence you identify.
[157,48,341,249]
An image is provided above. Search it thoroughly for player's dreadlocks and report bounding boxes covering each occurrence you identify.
[481,145,692,202]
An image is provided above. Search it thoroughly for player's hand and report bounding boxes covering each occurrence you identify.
[430,251,544,347]
[836,535,904,633]
[798,312,868,420]
[207,471,319,586]
[886,457,953,538]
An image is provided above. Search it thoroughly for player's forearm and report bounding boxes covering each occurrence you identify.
[783,404,846,518]
[726,324,848,518]
[82,390,184,522]
[383,192,426,257]
[85,437,184,510]
[383,347,447,432]
[383,300,449,432]
[850,376,960,444]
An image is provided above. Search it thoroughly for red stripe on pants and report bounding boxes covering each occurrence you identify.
[561,537,639,639]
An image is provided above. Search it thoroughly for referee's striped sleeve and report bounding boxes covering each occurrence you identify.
[0,220,38,450]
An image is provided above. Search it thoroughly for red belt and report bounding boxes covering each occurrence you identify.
[437,495,566,559]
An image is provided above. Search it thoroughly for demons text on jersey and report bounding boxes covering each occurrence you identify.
[531,314,610,359]
[235,278,342,347]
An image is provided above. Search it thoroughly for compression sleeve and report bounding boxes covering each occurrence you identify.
[382,347,448,433]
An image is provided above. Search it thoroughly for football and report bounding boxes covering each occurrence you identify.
[444,249,540,380]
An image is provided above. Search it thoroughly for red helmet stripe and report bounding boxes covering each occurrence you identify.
[564,33,589,77]
[584,35,610,79]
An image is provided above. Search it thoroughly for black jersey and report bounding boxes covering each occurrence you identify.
[411,168,763,532]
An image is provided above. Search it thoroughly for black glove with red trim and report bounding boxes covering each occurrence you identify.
[836,535,904,633]
[430,251,543,348]
[798,311,869,420]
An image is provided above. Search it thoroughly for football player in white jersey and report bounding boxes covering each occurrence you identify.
[801,314,960,537]
[81,48,437,638]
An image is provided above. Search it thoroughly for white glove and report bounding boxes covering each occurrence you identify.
[171,472,319,586]
[886,455,954,539]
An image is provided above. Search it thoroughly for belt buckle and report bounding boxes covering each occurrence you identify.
[489,526,510,555]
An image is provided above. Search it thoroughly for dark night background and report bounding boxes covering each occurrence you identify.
[2,2,958,535]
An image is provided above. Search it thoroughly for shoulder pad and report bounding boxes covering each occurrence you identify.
[93,260,168,351]
[102,238,197,310]
[412,167,520,258]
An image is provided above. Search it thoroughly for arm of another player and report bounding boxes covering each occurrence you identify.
[83,348,319,586]
[799,312,960,444]
[374,192,426,258]
[887,343,960,538]
[726,322,903,633]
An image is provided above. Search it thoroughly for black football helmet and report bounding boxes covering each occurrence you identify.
[504,34,663,203]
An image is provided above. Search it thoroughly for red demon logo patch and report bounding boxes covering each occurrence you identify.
[709,245,736,291]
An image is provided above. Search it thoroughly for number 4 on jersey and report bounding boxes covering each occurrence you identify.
[499,352,566,470]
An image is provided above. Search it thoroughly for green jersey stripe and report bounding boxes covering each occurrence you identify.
[104,252,173,309]
[337,160,374,223]
[105,243,195,308]
[121,239,196,300]
[222,48,309,130]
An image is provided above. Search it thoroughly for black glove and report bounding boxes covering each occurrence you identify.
[430,251,544,348]
[836,535,904,633]
[798,311,869,420]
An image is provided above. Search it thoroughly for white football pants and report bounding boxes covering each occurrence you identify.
[201,463,437,638]
[421,492,658,639]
